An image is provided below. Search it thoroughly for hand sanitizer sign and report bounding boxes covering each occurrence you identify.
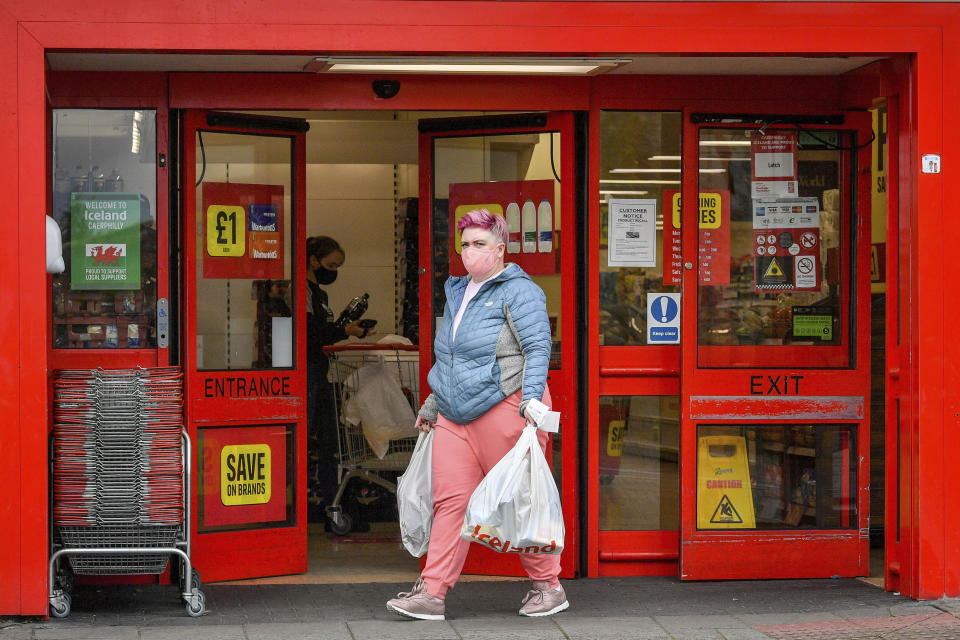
[647,293,681,344]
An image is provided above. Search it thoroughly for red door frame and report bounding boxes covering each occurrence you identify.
[181,110,308,582]
[678,112,874,579]
[417,112,579,579]
[6,2,956,614]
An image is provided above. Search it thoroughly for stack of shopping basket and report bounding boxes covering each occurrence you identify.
[49,367,204,617]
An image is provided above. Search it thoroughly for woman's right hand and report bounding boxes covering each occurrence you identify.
[414,416,435,432]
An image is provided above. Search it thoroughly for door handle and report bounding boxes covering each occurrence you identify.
[888,367,900,381]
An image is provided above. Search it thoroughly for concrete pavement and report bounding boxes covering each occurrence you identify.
[3,577,960,639]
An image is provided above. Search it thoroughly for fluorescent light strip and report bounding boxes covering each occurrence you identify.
[609,168,726,175]
[599,190,650,195]
[647,155,749,162]
[700,140,752,146]
[599,179,680,185]
[307,56,630,75]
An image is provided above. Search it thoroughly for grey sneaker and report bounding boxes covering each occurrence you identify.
[519,581,569,617]
[386,577,446,620]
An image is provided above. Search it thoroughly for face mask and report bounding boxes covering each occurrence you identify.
[461,245,501,280]
[315,266,338,285]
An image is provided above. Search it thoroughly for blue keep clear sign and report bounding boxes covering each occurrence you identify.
[647,293,681,344]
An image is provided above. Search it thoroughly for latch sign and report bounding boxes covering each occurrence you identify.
[221,444,271,506]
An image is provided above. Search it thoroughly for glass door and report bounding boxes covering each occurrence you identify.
[182,111,308,582]
[594,111,683,577]
[678,112,873,578]
[418,113,578,578]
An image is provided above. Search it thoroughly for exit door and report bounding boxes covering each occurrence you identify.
[418,113,578,578]
[678,112,873,578]
[182,111,308,582]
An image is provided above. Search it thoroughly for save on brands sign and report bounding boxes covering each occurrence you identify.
[70,192,141,290]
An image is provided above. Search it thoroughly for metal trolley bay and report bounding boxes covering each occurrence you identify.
[49,367,204,617]
[323,344,420,535]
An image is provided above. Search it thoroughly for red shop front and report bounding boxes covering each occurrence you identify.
[2,0,957,617]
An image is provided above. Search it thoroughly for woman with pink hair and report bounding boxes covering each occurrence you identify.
[386,208,567,620]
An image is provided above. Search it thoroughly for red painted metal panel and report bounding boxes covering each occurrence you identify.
[689,396,865,421]
[682,534,864,580]
[18,25,50,616]
[182,111,308,582]
[0,17,21,616]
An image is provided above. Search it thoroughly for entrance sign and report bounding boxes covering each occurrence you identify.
[752,198,821,292]
[606,198,657,267]
[696,435,756,529]
[202,182,284,279]
[647,292,681,344]
[751,130,798,198]
[663,190,730,285]
[70,192,141,290]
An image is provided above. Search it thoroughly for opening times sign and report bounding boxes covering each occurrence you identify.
[663,190,731,286]
[70,193,141,290]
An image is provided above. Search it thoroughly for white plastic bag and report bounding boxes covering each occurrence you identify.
[397,429,434,557]
[460,426,564,555]
[342,362,415,458]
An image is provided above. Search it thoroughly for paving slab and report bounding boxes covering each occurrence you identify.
[717,630,775,640]
[655,614,747,630]
[246,621,352,639]
[0,626,35,640]
[554,615,670,639]
[140,624,245,640]
[34,626,140,640]
[346,619,459,640]
[448,616,566,640]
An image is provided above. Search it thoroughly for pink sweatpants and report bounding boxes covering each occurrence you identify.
[421,388,562,599]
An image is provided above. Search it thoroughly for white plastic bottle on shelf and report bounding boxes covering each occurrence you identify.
[537,200,553,253]
[505,202,521,254]
[521,199,537,253]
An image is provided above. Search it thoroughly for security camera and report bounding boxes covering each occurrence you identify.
[372,79,401,99]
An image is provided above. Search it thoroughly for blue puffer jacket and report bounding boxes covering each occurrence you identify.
[420,263,551,426]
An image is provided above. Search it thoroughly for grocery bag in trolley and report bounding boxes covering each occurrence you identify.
[342,362,416,458]
[396,429,434,557]
[460,425,564,555]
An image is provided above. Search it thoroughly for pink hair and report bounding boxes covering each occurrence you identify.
[457,208,508,245]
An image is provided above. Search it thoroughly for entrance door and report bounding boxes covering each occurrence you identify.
[418,113,578,578]
[183,111,308,582]
[678,112,872,578]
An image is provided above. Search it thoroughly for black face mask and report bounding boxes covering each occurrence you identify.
[315,266,338,285]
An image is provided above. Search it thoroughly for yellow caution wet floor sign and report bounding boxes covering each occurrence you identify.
[697,435,756,529]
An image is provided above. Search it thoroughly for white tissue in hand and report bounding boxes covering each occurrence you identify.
[526,399,560,433]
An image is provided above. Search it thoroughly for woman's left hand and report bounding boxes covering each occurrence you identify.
[523,407,536,427]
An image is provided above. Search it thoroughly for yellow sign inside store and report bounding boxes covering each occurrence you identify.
[696,435,756,529]
[206,205,246,257]
[221,444,271,506]
[453,204,503,254]
[671,192,723,230]
[606,419,626,457]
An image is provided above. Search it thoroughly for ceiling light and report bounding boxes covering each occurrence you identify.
[599,190,650,195]
[700,140,752,146]
[304,56,630,75]
[131,110,143,154]
[647,155,748,162]
[599,179,680,185]
[609,168,726,175]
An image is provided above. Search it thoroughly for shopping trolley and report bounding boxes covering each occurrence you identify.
[48,367,205,618]
[323,344,420,535]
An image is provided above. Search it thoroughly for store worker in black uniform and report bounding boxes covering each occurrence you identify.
[306,236,374,522]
